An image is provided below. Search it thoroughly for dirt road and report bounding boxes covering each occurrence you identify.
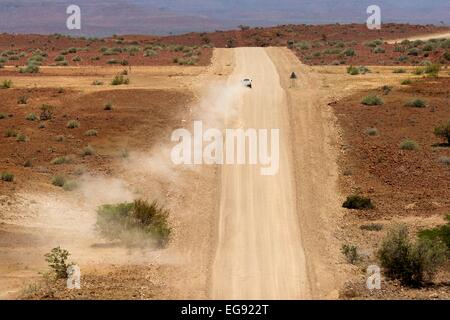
[211,48,312,299]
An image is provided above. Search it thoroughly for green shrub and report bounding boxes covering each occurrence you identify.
[16,133,28,142]
[44,247,74,279]
[434,120,450,145]
[444,51,450,61]
[412,67,424,75]
[343,195,374,210]
[111,74,129,85]
[400,139,419,150]
[341,244,360,264]
[343,48,355,56]
[360,223,383,231]
[378,225,447,286]
[1,172,14,182]
[0,79,12,89]
[19,64,40,73]
[66,120,80,129]
[81,145,96,156]
[401,79,412,85]
[26,113,39,121]
[96,199,171,247]
[51,156,72,165]
[405,99,426,108]
[373,46,385,54]
[393,68,406,73]
[424,63,441,77]
[347,66,359,75]
[85,129,98,136]
[54,55,65,62]
[17,95,28,104]
[5,129,17,137]
[51,175,66,187]
[419,215,450,251]
[365,127,379,136]
[0,112,6,119]
[361,95,384,106]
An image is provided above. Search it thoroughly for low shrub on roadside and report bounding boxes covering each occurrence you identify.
[361,95,383,106]
[342,195,374,210]
[401,79,412,85]
[434,120,450,145]
[419,215,450,250]
[66,120,80,129]
[365,128,379,136]
[0,79,12,89]
[378,224,447,286]
[360,223,384,231]
[44,247,74,279]
[51,175,66,187]
[341,244,360,264]
[405,99,426,108]
[17,95,28,104]
[400,139,419,150]
[81,145,96,156]
[96,199,171,247]
[26,113,39,121]
[111,74,129,85]
[1,172,14,182]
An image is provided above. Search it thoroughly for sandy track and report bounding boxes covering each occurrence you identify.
[211,48,311,299]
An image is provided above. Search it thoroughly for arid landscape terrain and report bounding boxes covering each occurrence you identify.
[0,23,449,300]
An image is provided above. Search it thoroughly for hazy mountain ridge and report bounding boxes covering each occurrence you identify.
[0,0,448,35]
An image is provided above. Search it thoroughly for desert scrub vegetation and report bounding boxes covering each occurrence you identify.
[39,104,54,121]
[5,129,17,138]
[378,224,447,286]
[401,79,412,85]
[419,215,450,251]
[85,129,98,136]
[400,139,419,150]
[26,113,39,121]
[1,172,14,182]
[51,175,66,187]
[17,95,28,104]
[393,68,407,73]
[346,65,370,75]
[81,145,96,156]
[0,112,7,119]
[96,199,171,248]
[361,95,383,106]
[16,133,28,142]
[405,98,426,108]
[434,120,450,145]
[360,223,383,231]
[342,195,374,210]
[0,79,12,89]
[51,156,72,165]
[365,127,379,136]
[104,102,113,110]
[66,120,80,129]
[111,74,129,85]
[44,247,75,279]
[341,244,360,264]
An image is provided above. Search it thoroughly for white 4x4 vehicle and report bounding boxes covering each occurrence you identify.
[242,78,252,88]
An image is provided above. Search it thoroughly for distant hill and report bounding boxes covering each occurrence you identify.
[0,0,448,36]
